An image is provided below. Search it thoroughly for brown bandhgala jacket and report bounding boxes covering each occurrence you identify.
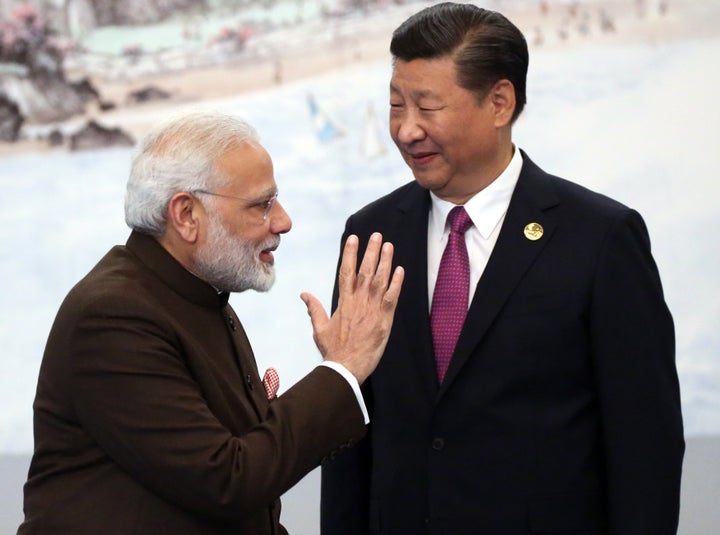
[19,231,365,534]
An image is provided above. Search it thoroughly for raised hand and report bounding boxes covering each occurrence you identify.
[300,233,405,384]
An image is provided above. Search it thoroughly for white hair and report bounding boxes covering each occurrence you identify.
[124,110,259,237]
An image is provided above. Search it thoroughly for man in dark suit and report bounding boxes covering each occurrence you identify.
[18,111,404,534]
[321,3,684,534]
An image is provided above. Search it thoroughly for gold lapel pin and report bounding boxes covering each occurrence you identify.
[524,222,544,241]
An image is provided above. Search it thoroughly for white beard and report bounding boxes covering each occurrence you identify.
[194,211,278,293]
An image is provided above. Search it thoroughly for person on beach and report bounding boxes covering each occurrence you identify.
[18,111,404,535]
[321,3,684,533]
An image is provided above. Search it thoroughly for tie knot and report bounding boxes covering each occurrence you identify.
[447,206,472,235]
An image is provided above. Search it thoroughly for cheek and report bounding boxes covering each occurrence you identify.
[424,115,456,143]
[388,116,400,139]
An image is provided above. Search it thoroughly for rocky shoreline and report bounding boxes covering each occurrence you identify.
[0,0,715,156]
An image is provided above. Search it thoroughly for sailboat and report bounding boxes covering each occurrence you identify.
[360,101,386,159]
[307,93,344,143]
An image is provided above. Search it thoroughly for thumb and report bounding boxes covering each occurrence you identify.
[300,292,329,331]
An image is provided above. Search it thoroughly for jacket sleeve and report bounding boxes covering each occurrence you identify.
[321,417,372,534]
[67,294,367,522]
[590,208,684,534]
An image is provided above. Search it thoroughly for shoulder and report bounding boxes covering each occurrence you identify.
[349,181,425,221]
[521,151,635,221]
[59,245,168,324]
[554,176,632,219]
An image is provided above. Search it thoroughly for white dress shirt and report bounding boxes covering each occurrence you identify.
[427,147,523,309]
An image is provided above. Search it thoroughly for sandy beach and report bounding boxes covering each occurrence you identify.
[2,0,717,156]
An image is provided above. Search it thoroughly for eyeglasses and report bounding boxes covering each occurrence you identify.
[193,189,279,221]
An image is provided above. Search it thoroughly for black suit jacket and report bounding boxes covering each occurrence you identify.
[321,152,684,534]
[19,231,366,535]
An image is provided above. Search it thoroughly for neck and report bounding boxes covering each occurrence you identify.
[443,141,515,205]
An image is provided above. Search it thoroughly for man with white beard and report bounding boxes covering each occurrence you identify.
[18,111,404,535]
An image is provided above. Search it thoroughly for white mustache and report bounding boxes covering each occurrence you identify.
[260,236,280,252]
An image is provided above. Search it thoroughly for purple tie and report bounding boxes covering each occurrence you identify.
[431,206,473,383]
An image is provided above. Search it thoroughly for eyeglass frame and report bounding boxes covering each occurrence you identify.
[192,189,279,221]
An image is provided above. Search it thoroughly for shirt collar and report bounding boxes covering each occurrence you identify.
[429,146,523,239]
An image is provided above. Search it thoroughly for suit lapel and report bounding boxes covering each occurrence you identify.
[438,154,560,397]
[394,186,439,398]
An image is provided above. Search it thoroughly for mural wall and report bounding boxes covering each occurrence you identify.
[1,0,718,465]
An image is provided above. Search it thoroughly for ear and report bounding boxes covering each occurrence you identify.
[166,192,202,244]
[489,79,516,128]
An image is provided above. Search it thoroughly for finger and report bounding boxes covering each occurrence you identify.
[357,232,382,286]
[337,235,359,298]
[300,292,329,330]
[371,241,395,294]
[382,265,405,310]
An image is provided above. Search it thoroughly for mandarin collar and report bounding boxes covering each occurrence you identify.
[126,231,230,308]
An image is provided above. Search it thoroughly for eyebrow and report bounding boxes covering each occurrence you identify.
[253,187,278,201]
[389,85,439,100]
[218,186,277,203]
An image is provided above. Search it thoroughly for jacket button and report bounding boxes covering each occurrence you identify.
[431,437,445,451]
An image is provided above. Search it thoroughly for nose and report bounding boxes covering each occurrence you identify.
[269,199,292,234]
[392,110,426,145]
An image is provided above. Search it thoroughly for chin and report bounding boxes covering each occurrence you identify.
[407,163,440,182]
[414,177,447,194]
[253,267,276,293]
